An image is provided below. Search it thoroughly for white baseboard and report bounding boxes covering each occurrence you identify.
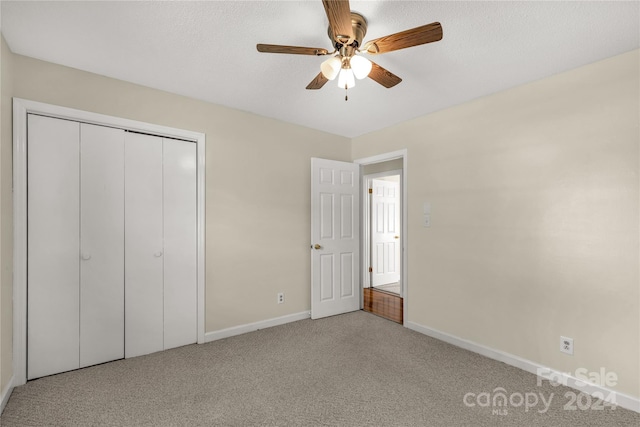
[0,375,14,415]
[205,311,311,343]
[406,321,640,413]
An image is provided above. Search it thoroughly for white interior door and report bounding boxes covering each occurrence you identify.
[371,178,401,286]
[27,114,80,379]
[163,138,197,349]
[124,132,164,358]
[79,123,125,368]
[310,158,360,319]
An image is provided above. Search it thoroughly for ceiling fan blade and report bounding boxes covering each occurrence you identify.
[322,0,354,45]
[362,22,443,54]
[368,61,402,88]
[306,72,329,90]
[257,44,329,56]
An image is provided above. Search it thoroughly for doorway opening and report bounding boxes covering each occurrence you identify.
[354,152,407,324]
[366,171,401,295]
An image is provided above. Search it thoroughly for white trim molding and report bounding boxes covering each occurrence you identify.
[407,321,640,413]
[12,98,207,386]
[205,311,310,343]
[354,149,408,323]
[0,375,14,415]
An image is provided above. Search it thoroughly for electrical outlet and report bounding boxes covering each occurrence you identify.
[560,336,574,355]
[277,292,285,304]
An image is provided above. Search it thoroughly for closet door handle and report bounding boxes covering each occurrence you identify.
[154,251,163,257]
[81,253,92,261]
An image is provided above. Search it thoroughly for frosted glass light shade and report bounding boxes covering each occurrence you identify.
[337,68,356,89]
[320,56,342,80]
[350,55,372,79]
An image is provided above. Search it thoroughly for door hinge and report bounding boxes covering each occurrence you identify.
[368,266,373,273]
[368,188,372,194]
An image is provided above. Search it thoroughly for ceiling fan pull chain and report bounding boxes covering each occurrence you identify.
[344,84,348,101]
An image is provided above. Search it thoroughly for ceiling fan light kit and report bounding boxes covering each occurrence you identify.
[349,55,372,80]
[320,56,342,80]
[257,0,443,100]
[321,55,371,85]
[337,67,355,89]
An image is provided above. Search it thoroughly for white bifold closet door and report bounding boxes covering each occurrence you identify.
[28,115,197,379]
[28,116,125,379]
[124,132,197,358]
[124,133,164,358]
[79,123,125,368]
[28,115,81,380]
[162,139,197,350]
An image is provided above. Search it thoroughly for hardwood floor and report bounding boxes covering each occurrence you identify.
[363,287,403,324]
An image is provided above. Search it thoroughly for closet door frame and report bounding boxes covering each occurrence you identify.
[12,98,206,386]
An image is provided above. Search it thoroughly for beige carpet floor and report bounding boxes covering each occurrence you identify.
[1,311,638,426]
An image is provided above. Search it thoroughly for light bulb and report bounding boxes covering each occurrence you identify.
[337,68,355,89]
[320,56,342,80]
[350,55,372,80]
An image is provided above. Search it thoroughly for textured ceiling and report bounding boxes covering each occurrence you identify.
[2,1,639,138]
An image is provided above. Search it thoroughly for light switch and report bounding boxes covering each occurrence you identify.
[423,202,431,227]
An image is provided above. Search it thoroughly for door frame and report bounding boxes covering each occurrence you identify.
[362,169,402,289]
[12,98,206,386]
[354,149,408,324]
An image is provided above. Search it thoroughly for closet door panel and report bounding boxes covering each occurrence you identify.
[163,139,197,349]
[80,124,125,368]
[27,115,80,379]
[125,132,164,358]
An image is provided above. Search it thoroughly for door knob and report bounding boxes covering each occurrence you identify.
[394,236,399,239]
[314,244,322,250]
[154,251,163,257]
[81,253,91,261]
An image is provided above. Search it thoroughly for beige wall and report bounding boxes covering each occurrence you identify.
[8,51,351,335]
[0,35,14,394]
[352,50,640,398]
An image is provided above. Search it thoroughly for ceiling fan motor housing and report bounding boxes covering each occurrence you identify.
[328,12,368,51]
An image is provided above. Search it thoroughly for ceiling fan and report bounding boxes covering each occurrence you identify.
[256,0,443,99]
